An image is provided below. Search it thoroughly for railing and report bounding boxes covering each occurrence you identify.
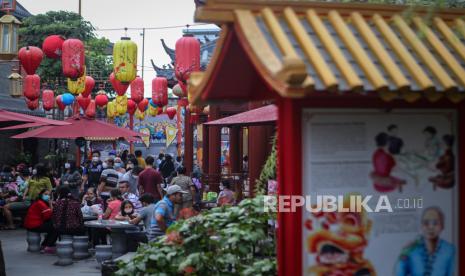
[201,172,250,200]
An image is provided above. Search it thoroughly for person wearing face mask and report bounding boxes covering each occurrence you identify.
[118,177,142,211]
[115,200,137,221]
[27,164,53,201]
[123,159,142,196]
[82,152,103,191]
[98,158,120,208]
[60,161,82,199]
[24,189,58,254]
[114,157,126,174]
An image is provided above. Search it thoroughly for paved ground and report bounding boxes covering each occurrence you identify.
[0,229,101,276]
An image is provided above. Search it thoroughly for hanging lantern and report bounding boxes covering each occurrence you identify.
[175,34,200,83]
[148,104,158,116]
[137,98,148,112]
[113,37,137,84]
[8,69,22,97]
[23,74,40,100]
[0,13,21,60]
[67,67,86,94]
[166,107,177,120]
[42,35,64,59]
[61,93,75,106]
[85,99,96,118]
[107,101,116,119]
[77,94,91,110]
[42,89,54,111]
[172,83,183,98]
[95,91,108,107]
[109,72,129,96]
[130,76,144,103]
[152,77,168,107]
[62,38,85,80]
[115,95,128,115]
[82,76,95,98]
[56,95,66,111]
[157,106,164,115]
[127,99,136,115]
[18,46,43,75]
[135,108,145,120]
[25,98,39,110]
[177,98,188,107]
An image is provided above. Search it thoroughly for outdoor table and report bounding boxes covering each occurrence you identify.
[83,215,97,221]
[84,220,139,258]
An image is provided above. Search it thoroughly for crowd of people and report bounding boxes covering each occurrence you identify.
[0,149,235,254]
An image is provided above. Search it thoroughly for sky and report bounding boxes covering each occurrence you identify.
[17,0,219,96]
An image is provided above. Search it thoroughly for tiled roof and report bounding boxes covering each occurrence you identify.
[191,1,465,103]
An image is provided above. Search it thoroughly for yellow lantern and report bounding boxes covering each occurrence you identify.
[113,37,137,84]
[148,104,158,116]
[135,108,145,120]
[67,67,86,94]
[115,95,128,115]
[106,100,116,119]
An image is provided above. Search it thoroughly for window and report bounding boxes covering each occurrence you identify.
[10,25,16,52]
[2,24,9,53]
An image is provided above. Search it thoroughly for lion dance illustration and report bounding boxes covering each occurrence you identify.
[305,196,376,276]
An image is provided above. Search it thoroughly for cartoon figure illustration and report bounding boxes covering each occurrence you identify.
[370,132,406,193]
[306,196,376,275]
[387,124,404,155]
[395,206,455,276]
[429,135,455,190]
[423,126,441,162]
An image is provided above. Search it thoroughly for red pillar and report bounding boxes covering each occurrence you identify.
[208,105,221,191]
[277,98,302,276]
[184,109,193,174]
[202,124,209,174]
[229,126,241,173]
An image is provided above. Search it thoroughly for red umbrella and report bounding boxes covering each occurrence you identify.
[12,116,146,140]
[0,109,69,125]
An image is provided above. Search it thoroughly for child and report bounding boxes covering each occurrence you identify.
[115,200,137,221]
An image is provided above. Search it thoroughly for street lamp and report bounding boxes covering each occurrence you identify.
[8,67,22,97]
[0,13,20,59]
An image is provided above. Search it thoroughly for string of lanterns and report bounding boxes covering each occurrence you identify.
[15,29,206,127]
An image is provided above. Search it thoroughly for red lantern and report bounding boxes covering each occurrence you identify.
[85,100,96,118]
[175,34,200,82]
[82,76,95,98]
[166,107,176,120]
[157,106,164,115]
[62,39,85,79]
[138,98,148,112]
[56,95,66,111]
[42,35,64,59]
[18,46,43,75]
[95,92,108,107]
[177,98,188,107]
[110,72,129,96]
[130,76,144,103]
[152,77,168,107]
[77,94,91,110]
[25,98,39,110]
[23,74,40,100]
[42,90,54,111]
[178,80,188,97]
[127,99,136,115]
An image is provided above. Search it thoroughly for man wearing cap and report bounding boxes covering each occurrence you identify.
[118,175,142,211]
[147,185,186,241]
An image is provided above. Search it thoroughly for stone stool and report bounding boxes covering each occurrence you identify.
[26,231,41,252]
[61,235,73,242]
[54,241,73,266]
[72,236,90,259]
[95,245,112,268]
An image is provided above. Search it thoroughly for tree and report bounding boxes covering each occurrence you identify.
[18,11,113,95]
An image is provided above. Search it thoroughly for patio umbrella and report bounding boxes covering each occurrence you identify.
[204,104,277,127]
[0,109,69,126]
[11,116,146,141]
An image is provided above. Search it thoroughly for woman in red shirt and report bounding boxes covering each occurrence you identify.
[24,189,58,252]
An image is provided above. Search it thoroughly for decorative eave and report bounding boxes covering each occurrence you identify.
[161,39,176,63]
[189,0,465,104]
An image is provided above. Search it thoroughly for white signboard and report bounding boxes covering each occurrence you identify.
[302,109,459,276]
